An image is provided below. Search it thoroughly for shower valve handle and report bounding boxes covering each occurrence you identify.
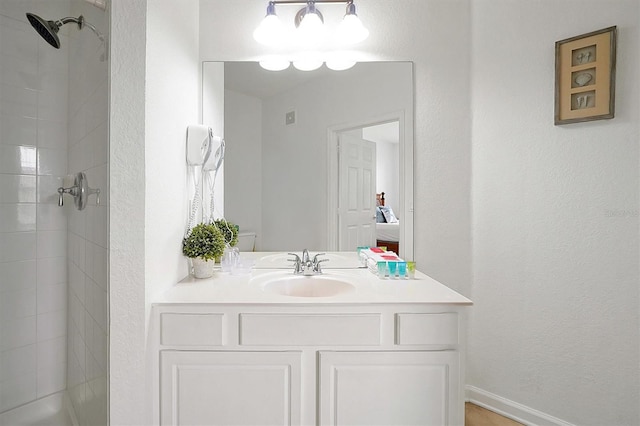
[57,172,100,210]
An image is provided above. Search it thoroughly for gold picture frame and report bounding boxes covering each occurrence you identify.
[555,26,617,125]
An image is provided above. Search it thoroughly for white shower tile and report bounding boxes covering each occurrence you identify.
[86,82,108,133]
[36,203,67,231]
[84,312,94,363]
[68,109,86,149]
[0,115,37,146]
[84,277,96,318]
[37,362,66,398]
[92,121,108,166]
[37,148,67,176]
[0,287,36,320]
[93,244,107,291]
[0,371,37,412]
[37,282,66,314]
[0,204,36,232]
[0,145,37,174]
[37,230,66,259]
[0,260,36,293]
[0,315,36,351]
[37,310,66,341]
[37,335,66,372]
[37,119,67,149]
[94,206,107,247]
[0,55,39,91]
[0,83,37,119]
[0,343,36,382]
[37,175,64,205]
[37,257,66,287]
[0,231,36,262]
[84,241,95,280]
[68,263,85,304]
[69,206,86,237]
[94,287,107,332]
[0,174,36,203]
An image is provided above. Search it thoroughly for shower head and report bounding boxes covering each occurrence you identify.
[26,13,93,49]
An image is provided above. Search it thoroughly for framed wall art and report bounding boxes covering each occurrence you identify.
[554,26,617,125]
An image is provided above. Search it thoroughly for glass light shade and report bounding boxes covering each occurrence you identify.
[297,10,325,45]
[259,57,291,71]
[253,14,285,46]
[326,58,356,71]
[292,52,323,71]
[336,13,369,44]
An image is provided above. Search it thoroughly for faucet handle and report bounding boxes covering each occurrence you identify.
[287,253,302,274]
[312,253,327,263]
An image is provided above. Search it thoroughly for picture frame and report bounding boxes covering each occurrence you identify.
[554,26,617,125]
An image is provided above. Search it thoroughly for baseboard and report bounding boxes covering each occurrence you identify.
[465,385,575,426]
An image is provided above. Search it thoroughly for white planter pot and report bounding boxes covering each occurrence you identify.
[191,257,214,279]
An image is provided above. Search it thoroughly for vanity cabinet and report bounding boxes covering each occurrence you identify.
[152,305,466,426]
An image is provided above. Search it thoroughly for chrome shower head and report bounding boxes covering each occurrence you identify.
[26,13,87,49]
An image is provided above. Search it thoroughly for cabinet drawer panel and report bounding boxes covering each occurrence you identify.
[161,313,224,346]
[240,314,381,346]
[395,313,458,346]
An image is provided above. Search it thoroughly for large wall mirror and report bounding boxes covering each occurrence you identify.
[202,61,414,259]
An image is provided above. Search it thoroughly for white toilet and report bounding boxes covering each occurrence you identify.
[236,232,256,252]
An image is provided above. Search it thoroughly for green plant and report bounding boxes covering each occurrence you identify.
[213,219,239,247]
[182,223,225,261]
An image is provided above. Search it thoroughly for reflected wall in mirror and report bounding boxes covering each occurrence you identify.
[202,62,414,258]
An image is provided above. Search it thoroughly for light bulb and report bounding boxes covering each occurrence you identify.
[336,4,369,44]
[253,5,285,46]
[297,4,325,45]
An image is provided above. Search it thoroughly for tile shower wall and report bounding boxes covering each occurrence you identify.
[65,0,109,425]
[0,0,70,412]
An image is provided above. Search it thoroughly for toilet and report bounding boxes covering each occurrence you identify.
[236,232,257,252]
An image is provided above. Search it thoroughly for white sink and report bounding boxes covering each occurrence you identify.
[254,252,363,269]
[257,273,356,297]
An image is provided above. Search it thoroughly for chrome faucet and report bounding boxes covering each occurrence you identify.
[288,250,328,275]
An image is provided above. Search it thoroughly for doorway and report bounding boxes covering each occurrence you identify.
[327,110,413,259]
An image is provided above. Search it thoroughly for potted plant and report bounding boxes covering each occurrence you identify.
[182,223,225,278]
[213,218,239,247]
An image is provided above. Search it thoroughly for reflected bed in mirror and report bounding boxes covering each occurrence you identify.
[202,61,414,258]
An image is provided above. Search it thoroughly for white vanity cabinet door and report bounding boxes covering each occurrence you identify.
[318,351,460,426]
[160,351,302,426]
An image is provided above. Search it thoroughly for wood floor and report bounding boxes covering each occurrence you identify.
[466,403,524,426]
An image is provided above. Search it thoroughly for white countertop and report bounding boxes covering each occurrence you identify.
[154,252,472,306]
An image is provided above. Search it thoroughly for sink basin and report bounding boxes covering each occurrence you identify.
[261,275,356,297]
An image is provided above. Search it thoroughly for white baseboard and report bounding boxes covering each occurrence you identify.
[465,385,575,426]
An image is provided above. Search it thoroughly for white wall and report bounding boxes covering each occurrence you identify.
[469,1,639,424]
[109,1,147,424]
[224,89,262,247]
[110,1,201,424]
[375,141,399,214]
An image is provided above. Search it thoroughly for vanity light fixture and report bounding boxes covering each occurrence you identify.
[254,0,369,47]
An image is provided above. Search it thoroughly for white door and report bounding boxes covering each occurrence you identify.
[160,351,302,426]
[318,351,460,426]
[338,134,376,251]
